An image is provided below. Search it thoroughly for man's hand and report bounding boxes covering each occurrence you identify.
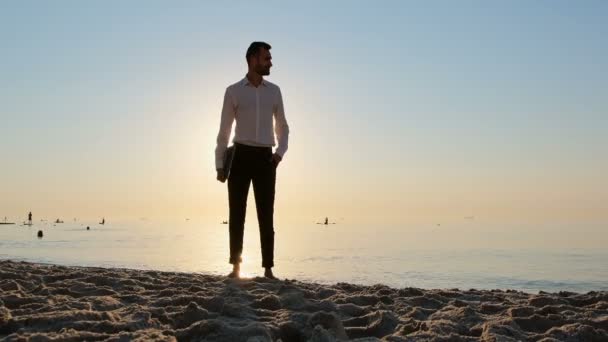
[271,153,282,168]
[217,169,226,183]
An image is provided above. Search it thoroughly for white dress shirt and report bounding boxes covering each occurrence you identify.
[215,77,290,170]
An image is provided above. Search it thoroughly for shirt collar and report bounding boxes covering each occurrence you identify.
[241,76,268,87]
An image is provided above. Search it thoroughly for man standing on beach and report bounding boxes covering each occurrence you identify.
[215,42,290,279]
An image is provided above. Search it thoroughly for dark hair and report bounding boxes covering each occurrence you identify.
[246,41,271,64]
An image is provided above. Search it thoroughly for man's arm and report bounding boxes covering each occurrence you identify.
[215,86,236,172]
[274,86,289,159]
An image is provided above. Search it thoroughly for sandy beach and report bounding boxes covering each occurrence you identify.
[1,260,607,341]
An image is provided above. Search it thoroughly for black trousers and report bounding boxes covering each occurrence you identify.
[228,142,276,268]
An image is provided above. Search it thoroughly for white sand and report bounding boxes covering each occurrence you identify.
[1,260,607,341]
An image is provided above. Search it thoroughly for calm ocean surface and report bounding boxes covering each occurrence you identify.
[1,218,606,294]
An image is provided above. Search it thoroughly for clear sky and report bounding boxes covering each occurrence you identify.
[1,1,606,225]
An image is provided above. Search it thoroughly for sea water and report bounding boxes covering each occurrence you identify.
[1,218,606,294]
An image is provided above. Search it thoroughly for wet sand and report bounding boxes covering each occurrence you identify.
[1,260,607,341]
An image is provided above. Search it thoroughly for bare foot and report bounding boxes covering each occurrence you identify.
[264,268,277,280]
[228,264,240,278]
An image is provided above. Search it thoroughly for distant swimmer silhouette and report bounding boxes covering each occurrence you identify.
[99,218,105,225]
[214,42,290,280]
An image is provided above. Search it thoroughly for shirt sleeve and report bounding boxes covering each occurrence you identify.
[215,86,236,169]
[274,86,290,158]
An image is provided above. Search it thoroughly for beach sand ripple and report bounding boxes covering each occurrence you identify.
[1,260,607,341]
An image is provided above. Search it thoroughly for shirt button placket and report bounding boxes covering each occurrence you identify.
[255,87,260,141]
